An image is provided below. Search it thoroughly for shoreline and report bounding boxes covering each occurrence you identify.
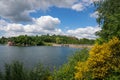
[5,43,93,48]
[52,44,93,48]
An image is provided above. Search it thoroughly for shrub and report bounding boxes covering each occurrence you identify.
[53,48,89,80]
[3,61,28,80]
[29,64,51,80]
[75,37,120,80]
[0,61,51,80]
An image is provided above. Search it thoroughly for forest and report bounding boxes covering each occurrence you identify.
[0,35,95,46]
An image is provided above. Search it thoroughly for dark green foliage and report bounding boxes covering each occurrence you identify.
[10,35,44,46]
[53,49,89,80]
[0,61,51,80]
[0,37,7,44]
[0,35,95,46]
[0,71,3,80]
[79,38,95,44]
[105,71,120,80]
[95,0,120,42]
[2,61,28,80]
[29,64,51,80]
[4,64,11,80]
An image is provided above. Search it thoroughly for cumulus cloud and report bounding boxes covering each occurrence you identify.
[0,0,103,39]
[0,0,33,22]
[67,26,101,39]
[0,16,62,37]
[0,0,102,22]
[0,0,77,22]
[71,0,101,11]
[90,11,99,18]
[0,16,101,39]
[34,16,60,31]
[72,3,84,11]
[6,24,24,32]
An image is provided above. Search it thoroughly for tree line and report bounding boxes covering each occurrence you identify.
[0,35,95,46]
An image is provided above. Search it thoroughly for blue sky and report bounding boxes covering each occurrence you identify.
[0,0,101,39]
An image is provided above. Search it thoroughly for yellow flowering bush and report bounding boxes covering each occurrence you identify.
[75,37,120,80]
[75,62,88,80]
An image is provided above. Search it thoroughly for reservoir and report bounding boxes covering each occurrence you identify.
[0,45,77,70]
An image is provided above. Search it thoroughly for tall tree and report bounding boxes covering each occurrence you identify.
[95,0,120,42]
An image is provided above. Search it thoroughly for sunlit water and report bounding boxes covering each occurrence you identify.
[0,45,78,70]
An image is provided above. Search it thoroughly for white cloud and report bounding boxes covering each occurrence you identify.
[0,19,9,31]
[90,11,99,18]
[71,0,101,11]
[0,16,62,37]
[67,26,101,39]
[0,17,101,39]
[0,0,102,22]
[6,24,24,32]
[35,16,60,30]
[72,3,84,11]
[91,0,101,2]
[0,0,77,22]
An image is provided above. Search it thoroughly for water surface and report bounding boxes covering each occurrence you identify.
[0,45,77,70]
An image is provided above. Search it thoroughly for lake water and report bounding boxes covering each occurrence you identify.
[0,45,78,70]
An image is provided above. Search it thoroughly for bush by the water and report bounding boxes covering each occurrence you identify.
[75,37,120,80]
[0,61,51,80]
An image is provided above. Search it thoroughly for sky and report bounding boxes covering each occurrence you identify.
[0,0,101,39]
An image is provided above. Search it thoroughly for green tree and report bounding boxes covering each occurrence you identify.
[0,36,7,44]
[95,0,120,42]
